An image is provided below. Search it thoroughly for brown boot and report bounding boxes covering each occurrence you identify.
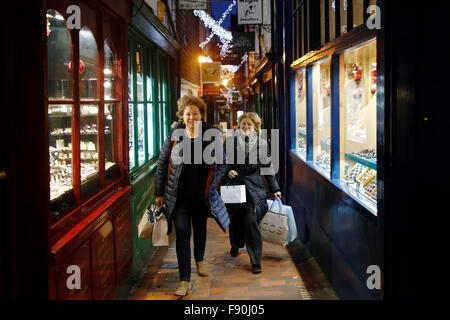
[196,261,209,277]
[174,281,191,296]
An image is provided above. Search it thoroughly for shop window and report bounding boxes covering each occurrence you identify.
[295,68,307,159]
[47,10,76,218]
[104,39,118,100]
[47,8,124,224]
[128,33,171,172]
[353,0,364,28]
[312,57,331,176]
[47,10,72,100]
[339,38,377,206]
[329,0,336,41]
[79,27,98,100]
[340,0,347,35]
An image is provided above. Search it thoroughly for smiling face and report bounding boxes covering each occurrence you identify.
[183,105,201,130]
[239,117,256,135]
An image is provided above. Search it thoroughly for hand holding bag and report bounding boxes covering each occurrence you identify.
[152,206,169,246]
[259,198,289,247]
[267,198,298,243]
[138,207,155,240]
[220,185,247,203]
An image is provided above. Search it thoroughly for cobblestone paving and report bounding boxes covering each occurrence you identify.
[123,219,339,300]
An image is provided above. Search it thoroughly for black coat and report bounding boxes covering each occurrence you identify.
[154,121,229,233]
[224,135,280,221]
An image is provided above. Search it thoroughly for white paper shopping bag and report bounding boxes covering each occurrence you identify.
[220,185,246,203]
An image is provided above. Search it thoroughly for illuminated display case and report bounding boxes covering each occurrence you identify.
[47,7,123,223]
[312,57,331,176]
[339,38,377,205]
[295,68,307,159]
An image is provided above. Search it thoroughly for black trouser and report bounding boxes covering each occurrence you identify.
[227,198,262,266]
[172,201,207,281]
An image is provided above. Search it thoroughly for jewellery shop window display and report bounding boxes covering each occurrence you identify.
[47,10,122,223]
[312,57,332,177]
[295,68,307,159]
[339,38,378,208]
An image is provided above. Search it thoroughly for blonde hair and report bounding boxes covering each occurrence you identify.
[238,112,262,135]
[176,95,207,121]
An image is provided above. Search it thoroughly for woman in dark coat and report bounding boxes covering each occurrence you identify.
[224,112,281,274]
[154,95,228,296]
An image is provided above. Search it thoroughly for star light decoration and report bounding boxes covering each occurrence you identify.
[194,0,236,57]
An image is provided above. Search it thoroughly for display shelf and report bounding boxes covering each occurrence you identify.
[345,153,377,170]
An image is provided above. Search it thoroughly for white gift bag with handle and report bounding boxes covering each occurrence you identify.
[220,185,246,203]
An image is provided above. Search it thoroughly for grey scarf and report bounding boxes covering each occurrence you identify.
[236,129,258,158]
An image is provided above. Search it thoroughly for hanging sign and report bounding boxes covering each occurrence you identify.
[179,0,207,10]
[203,84,220,96]
[232,32,255,52]
[200,62,221,83]
[237,0,263,25]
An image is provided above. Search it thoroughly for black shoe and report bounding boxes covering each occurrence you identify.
[230,247,239,257]
[252,264,262,274]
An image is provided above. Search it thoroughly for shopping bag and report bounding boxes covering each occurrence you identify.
[152,210,169,246]
[138,208,155,240]
[259,199,289,247]
[267,198,298,243]
[220,185,246,203]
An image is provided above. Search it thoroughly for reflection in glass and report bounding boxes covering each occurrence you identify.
[147,104,154,159]
[136,45,144,101]
[329,1,336,41]
[47,10,73,99]
[353,0,364,27]
[313,58,331,175]
[137,104,145,165]
[128,103,135,169]
[104,39,117,100]
[340,39,377,205]
[340,0,347,35]
[105,103,120,183]
[295,68,307,159]
[80,104,100,200]
[79,27,98,99]
[128,46,134,101]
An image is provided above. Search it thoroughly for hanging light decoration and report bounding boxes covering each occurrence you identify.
[198,0,236,50]
[194,0,236,58]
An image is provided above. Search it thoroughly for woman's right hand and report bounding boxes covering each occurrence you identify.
[155,196,164,207]
[228,170,238,179]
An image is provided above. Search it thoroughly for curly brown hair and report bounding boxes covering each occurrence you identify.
[176,95,207,120]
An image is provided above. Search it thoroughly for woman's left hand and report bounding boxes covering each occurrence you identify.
[274,192,281,199]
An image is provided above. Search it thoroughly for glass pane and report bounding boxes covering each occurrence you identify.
[147,103,155,159]
[295,68,307,159]
[80,104,100,201]
[329,0,336,41]
[48,104,75,217]
[313,58,331,176]
[353,0,364,27]
[46,10,73,100]
[105,103,120,184]
[137,104,145,165]
[104,39,118,100]
[136,44,144,101]
[340,0,348,35]
[147,51,153,102]
[128,103,135,170]
[128,43,134,101]
[79,27,98,99]
[320,0,325,45]
[340,39,377,205]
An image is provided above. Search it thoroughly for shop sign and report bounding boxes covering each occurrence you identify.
[202,84,220,96]
[200,62,221,83]
[232,32,255,52]
[237,0,263,25]
[179,0,207,10]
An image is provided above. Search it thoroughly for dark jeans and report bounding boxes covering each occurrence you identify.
[227,199,262,265]
[172,201,207,281]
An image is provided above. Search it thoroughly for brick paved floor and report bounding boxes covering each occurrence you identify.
[123,219,338,300]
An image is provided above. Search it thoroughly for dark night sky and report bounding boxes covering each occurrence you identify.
[210,0,237,30]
